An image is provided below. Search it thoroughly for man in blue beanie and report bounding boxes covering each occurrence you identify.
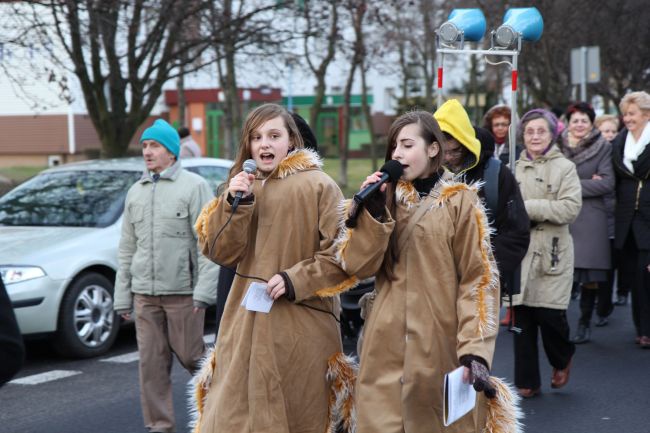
[114,118,219,433]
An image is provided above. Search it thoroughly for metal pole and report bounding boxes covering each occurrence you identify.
[580,46,587,102]
[437,53,444,109]
[508,52,518,173]
[287,60,294,112]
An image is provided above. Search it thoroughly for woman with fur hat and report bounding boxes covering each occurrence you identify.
[191,103,358,433]
[335,111,521,433]
[559,102,615,344]
[512,109,582,398]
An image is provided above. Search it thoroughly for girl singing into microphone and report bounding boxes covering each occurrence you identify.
[335,111,520,433]
[190,104,358,433]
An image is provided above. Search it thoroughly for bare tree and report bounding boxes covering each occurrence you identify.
[6,0,214,158]
[504,0,650,111]
[208,0,292,159]
[299,0,340,130]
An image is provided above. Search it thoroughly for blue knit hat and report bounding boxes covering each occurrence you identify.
[140,119,180,158]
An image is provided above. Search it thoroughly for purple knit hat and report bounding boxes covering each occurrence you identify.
[517,108,560,142]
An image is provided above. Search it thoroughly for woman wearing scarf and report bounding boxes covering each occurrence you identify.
[611,91,650,348]
[558,102,615,343]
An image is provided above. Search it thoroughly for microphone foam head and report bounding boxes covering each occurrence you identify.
[380,160,404,182]
[243,159,257,174]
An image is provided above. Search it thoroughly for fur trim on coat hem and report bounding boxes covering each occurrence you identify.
[325,352,358,433]
[188,345,217,433]
[484,376,524,433]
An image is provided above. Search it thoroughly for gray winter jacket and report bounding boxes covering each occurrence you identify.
[114,161,219,311]
[559,129,614,270]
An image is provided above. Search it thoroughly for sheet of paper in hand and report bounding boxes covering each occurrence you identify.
[240,281,274,313]
[443,366,477,426]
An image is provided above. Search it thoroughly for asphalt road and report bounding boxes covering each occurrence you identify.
[1,300,649,433]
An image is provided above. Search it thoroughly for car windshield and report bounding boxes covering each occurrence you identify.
[0,170,141,227]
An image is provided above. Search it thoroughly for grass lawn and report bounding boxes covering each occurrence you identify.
[0,159,378,198]
[322,158,381,198]
[0,166,45,184]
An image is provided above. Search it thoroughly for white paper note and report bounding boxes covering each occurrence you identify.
[443,366,477,426]
[241,281,274,313]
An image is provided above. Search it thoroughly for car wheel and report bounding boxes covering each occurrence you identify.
[54,273,119,358]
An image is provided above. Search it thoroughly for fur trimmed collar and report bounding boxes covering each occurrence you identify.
[270,148,322,179]
[395,170,477,208]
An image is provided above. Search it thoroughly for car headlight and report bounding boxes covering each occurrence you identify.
[0,266,47,285]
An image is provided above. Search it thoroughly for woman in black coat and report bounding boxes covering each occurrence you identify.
[611,91,650,348]
[466,127,531,324]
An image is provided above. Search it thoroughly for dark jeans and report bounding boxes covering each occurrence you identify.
[619,235,650,337]
[215,266,235,336]
[613,238,630,298]
[513,305,575,389]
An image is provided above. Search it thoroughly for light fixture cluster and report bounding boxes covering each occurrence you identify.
[436,7,543,51]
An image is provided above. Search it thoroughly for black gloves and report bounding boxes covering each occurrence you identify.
[364,191,387,222]
[459,355,497,399]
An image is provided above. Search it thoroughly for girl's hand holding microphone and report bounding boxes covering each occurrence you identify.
[229,170,255,199]
[360,172,387,193]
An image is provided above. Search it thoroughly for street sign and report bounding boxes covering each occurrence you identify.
[571,46,600,85]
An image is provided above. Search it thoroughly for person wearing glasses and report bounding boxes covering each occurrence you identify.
[435,100,530,330]
[512,109,582,398]
[483,104,522,164]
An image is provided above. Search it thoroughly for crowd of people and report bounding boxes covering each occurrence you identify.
[6,90,645,432]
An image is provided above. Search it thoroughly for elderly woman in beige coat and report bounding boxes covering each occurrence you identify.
[335,111,521,433]
[513,109,582,398]
[190,104,358,433]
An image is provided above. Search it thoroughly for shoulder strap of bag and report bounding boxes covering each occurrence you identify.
[396,194,437,257]
[483,157,501,216]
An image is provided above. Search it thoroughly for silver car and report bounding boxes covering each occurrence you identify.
[0,157,231,358]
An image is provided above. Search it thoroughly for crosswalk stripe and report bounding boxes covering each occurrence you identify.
[100,352,140,363]
[100,334,215,364]
[10,370,81,385]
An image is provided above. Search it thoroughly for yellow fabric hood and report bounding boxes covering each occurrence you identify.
[434,99,481,172]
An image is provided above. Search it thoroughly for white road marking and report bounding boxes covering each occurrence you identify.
[100,334,215,364]
[100,352,140,363]
[9,370,81,385]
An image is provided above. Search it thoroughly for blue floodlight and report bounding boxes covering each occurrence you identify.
[438,9,487,44]
[494,7,544,48]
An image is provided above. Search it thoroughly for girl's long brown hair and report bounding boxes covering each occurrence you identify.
[227,103,305,182]
[381,111,447,281]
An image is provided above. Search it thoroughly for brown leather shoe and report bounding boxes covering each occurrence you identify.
[517,387,541,398]
[551,358,572,388]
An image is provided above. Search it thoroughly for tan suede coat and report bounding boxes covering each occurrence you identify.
[336,175,502,433]
[190,149,358,433]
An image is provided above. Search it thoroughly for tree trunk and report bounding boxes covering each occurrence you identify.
[421,0,436,112]
[304,0,339,155]
[225,47,241,159]
[360,62,377,172]
[340,61,357,188]
[177,64,186,128]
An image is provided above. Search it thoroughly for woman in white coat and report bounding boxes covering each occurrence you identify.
[512,109,582,398]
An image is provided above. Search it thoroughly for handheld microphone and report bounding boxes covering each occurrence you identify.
[232,159,257,213]
[346,159,404,227]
